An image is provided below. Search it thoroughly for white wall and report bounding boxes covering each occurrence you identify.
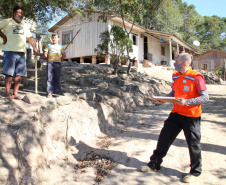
[129,34,139,60]
[56,12,109,59]
[146,36,171,65]
[148,36,161,64]
[164,43,171,64]
[56,13,142,60]
[137,33,144,61]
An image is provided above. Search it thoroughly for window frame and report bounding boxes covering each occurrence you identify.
[161,45,165,56]
[62,30,73,46]
[201,63,208,71]
[132,34,137,45]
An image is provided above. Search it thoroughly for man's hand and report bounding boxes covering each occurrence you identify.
[2,35,7,44]
[176,98,186,106]
[0,30,7,44]
[43,51,48,59]
[33,47,39,56]
[28,37,39,56]
[156,100,163,104]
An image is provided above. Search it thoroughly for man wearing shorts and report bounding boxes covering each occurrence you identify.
[0,6,38,99]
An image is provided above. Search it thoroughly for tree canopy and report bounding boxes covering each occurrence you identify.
[0,0,74,23]
[139,0,226,52]
[196,16,226,52]
[142,0,183,34]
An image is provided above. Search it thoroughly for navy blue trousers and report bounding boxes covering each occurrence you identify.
[150,112,202,176]
[46,61,61,94]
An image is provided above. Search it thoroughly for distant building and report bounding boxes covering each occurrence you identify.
[193,49,226,71]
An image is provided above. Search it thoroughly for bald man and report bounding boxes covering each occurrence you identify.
[140,53,209,183]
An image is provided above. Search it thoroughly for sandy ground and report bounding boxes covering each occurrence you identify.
[97,84,226,185]
[0,63,225,184]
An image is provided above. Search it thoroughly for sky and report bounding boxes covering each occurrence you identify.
[182,0,226,17]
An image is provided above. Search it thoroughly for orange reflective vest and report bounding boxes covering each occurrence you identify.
[172,67,204,117]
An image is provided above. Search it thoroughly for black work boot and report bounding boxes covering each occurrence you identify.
[140,161,161,172]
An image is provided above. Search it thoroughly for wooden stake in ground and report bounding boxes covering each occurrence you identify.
[224,61,226,82]
[35,55,38,94]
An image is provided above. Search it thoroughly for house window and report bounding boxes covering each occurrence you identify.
[201,63,208,71]
[132,34,137,45]
[62,31,73,45]
[161,45,165,56]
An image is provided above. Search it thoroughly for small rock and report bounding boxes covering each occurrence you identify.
[120,74,128,80]
[0,74,5,81]
[97,82,108,88]
[56,96,73,106]
[87,91,96,100]
[91,78,103,85]
[22,94,31,104]
[108,87,123,98]
[96,93,104,102]
[22,93,42,104]
[63,93,78,101]
[45,99,57,110]
[119,86,127,92]
[132,77,139,81]
[78,93,87,100]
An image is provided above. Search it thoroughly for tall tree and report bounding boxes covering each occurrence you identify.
[141,0,226,52]
[0,0,74,24]
[174,0,204,45]
[196,16,226,52]
[142,0,183,34]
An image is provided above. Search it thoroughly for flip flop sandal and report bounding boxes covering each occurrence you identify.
[12,95,22,100]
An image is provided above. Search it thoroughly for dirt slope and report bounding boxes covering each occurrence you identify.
[98,84,226,185]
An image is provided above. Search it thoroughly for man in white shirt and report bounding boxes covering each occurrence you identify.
[0,6,38,99]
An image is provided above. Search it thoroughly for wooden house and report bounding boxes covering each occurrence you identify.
[49,11,199,68]
[193,49,226,71]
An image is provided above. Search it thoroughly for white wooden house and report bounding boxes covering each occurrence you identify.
[49,11,199,68]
